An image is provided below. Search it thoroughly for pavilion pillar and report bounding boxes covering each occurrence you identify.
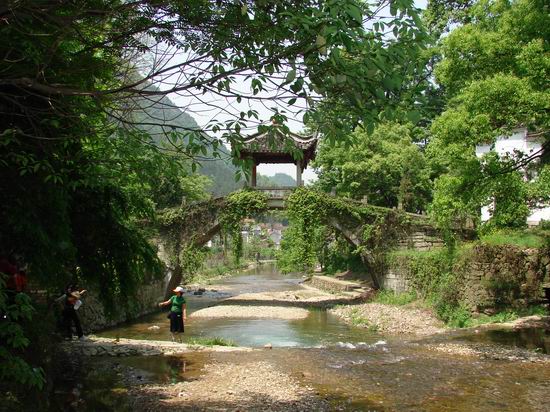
[251,162,257,187]
[296,160,303,186]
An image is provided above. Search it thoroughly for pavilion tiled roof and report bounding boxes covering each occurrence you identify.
[235,127,318,168]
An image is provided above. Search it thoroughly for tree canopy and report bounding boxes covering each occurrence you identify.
[427,0,549,230]
[313,122,432,212]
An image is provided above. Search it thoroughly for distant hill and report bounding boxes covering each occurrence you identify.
[270,173,296,187]
[256,173,296,187]
[127,84,298,194]
[127,83,243,195]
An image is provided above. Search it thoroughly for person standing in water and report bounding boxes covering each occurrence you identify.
[158,286,187,342]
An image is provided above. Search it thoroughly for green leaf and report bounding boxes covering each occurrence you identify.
[406,110,421,124]
[347,4,362,24]
[285,69,296,84]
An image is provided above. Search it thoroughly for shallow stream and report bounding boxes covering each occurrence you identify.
[57,264,550,411]
[99,264,381,347]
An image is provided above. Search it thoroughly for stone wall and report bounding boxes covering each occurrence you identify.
[78,278,166,333]
[458,245,549,311]
[396,229,445,251]
[381,245,549,312]
[379,266,410,293]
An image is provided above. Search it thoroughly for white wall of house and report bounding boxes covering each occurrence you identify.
[476,127,549,226]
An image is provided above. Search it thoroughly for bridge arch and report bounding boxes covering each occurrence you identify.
[158,188,470,297]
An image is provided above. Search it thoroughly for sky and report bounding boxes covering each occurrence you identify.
[252,0,427,183]
[165,0,428,184]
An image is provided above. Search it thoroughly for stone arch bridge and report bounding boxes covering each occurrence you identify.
[159,187,473,297]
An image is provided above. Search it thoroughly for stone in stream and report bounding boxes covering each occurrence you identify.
[336,342,356,349]
[147,325,160,331]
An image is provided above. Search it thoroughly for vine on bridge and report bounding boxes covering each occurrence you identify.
[281,187,409,280]
[219,189,269,263]
[157,189,269,280]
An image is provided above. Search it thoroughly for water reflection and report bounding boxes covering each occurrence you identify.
[458,327,550,354]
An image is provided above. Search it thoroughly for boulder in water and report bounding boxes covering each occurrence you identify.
[336,342,356,349]
[148,325,160,331]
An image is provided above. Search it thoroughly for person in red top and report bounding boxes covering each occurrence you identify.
[1,256,27,301]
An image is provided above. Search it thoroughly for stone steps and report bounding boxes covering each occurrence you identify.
[308,275,371,297]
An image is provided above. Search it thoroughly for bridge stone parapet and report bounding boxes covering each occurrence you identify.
[158,189,474,295]
[253,186,293,209]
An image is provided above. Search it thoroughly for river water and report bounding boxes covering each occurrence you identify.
[98,264,381,347]
[72,264,550,411]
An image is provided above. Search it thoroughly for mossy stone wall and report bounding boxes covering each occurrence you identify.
[383,245,549,311]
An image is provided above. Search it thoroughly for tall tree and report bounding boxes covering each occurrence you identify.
[314,122,432,212]
[427,0,549,230]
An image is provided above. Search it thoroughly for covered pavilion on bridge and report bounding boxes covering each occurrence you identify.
[234,126,318,187]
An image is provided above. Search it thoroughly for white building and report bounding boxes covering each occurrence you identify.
[475,127,549,226]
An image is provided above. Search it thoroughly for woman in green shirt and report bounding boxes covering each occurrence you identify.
[159,286,187,341]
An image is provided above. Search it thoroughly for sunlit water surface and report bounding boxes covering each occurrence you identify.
[60,264,550,411]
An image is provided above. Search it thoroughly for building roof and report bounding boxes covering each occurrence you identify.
[234,127,318,168]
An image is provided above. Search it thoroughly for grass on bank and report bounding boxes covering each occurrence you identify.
[480,228,549,249]
[371,290,417,306]
[185,336,236,347]
[346,308,379,331]
[460,305,548,328]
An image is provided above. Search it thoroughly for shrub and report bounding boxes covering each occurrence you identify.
[372,290,417,305]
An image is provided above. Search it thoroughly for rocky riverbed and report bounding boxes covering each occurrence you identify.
[63,266,550,412]
[128,359,331,412]
[61,336,252,357]
[330,302,446,336]
[191,304,310,320]
[424,341,550,363]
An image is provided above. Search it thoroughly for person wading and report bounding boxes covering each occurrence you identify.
[159,286,187,342]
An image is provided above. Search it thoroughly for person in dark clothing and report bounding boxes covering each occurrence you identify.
[57,287,87,340]
[63,292,83,339]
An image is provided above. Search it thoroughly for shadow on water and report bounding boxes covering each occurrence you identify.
[50,356,130,412]
[455,327,550,354]
[50,354,207,411]
[119,354,206,384]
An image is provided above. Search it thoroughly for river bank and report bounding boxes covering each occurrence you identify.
[57,265,550,411]
[329,302,446,336]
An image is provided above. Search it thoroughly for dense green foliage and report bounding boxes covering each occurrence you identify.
[0,284,45,389]
[427,0,549,231]
[220,190,269,263]
[480,228,550,248]
[278,187,408,283]
[387,249,472,326]
[314,122,432,212]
